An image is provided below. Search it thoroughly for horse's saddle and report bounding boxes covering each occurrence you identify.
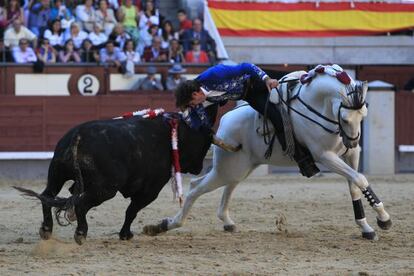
[255,71,305,136]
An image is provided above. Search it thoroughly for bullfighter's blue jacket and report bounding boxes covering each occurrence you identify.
[183,63,269,130]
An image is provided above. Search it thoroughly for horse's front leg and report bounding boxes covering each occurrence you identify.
[342,147,376,239]
[318,151,391,235]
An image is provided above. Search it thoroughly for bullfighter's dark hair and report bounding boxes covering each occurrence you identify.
[175,80,200,108]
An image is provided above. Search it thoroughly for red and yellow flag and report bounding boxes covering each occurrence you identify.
[208,1,414,37]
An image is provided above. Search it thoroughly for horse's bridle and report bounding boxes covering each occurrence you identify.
[337,102,364,142]
[275,84,367,146]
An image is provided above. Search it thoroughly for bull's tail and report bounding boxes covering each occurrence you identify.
[13,186,81,211]
[71,134,84,196]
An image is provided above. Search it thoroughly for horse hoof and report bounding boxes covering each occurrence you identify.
[74,232,86,245]
[362,231,378,241]
[377,218,392,230]
[223,224,236,232]
[143,219,169,236]
[39,227,52,240]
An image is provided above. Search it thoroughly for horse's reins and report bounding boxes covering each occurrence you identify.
[262,78,301,157]
[264,78,364,150]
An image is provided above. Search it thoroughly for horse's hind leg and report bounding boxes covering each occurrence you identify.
[143,170,226,236]
[39,160,68,240]
[217,182,239,232]
[343,148,376,240]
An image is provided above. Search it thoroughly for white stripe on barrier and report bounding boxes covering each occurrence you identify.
[398,145,414,152]
[0,152,54,160]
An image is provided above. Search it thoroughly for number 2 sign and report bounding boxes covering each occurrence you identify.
[77,74,100,96]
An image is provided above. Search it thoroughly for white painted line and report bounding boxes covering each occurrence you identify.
[398,145,414,152]
[0,152,54,160]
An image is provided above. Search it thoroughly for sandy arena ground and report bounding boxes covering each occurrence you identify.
[0,173,413,275]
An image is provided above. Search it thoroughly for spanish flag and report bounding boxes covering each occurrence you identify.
[208,1,414,37]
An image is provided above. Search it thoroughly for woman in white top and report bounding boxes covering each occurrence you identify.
[138,0,159,31]
[123,39,140,64]
[95,0,117,36]
[43,19,64,50]
[64,22,88,49]
[88,23,108,47]
[160,20,178,49]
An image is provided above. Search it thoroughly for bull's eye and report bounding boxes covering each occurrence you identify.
[342,118,349,124]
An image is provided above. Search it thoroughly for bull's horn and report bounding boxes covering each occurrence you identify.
[212,135,242,152]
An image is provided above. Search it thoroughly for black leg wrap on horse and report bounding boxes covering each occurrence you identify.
[352,199,365,220]
[362,186,381,207]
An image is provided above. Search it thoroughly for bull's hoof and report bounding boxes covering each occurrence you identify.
[377,218,392,230]
[142,219,169,236]
[119,231,134,240]
[223,224,237,232]
[74,231,86,245]
[39,226,52,240]
[362,231,378,240]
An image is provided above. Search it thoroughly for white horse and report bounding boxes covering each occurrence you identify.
[143,69,392,240]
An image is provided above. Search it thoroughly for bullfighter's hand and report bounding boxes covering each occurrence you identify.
[265,78,279,92]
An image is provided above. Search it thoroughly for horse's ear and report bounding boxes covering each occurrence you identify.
[362,81,369,97]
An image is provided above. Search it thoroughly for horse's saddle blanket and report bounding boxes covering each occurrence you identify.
[255,71,305,136]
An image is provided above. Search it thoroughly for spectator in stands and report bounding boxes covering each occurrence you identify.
[75,0,96,33]
[108,23,131,50]
[142,35,167,62]
[49,0,74,30]
[4,19,37,48]
[166,63,186,91]
[137,23,158,55]
[177,9,192,38]
[5,0,24,27]
[0,1,7,38]
[160,20,178,49]
[123,39,140,64]
[168,38,184,63]
[136,65,163,90]
[12,38,37,63]
[123,39,140,76]
[88,23,108,48]
[80,38,99,62]
[99,40,126,71]
[64,22,88,49]
[43,19,64,50]
[140,0,159,9]
[36,38,56,63]
[0,39,13,62]
[181,18,216,60]
[117,0,140,44]
[106,0,119,11]
[185,39,209,64]
[59,38,81,62]
[28,0,50,36]
[138,0,159,32]
[95,0,117,35]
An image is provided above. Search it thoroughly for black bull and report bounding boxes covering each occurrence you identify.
[15,105,218,245]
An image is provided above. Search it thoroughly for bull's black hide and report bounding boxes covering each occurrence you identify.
[15,105,218,245]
